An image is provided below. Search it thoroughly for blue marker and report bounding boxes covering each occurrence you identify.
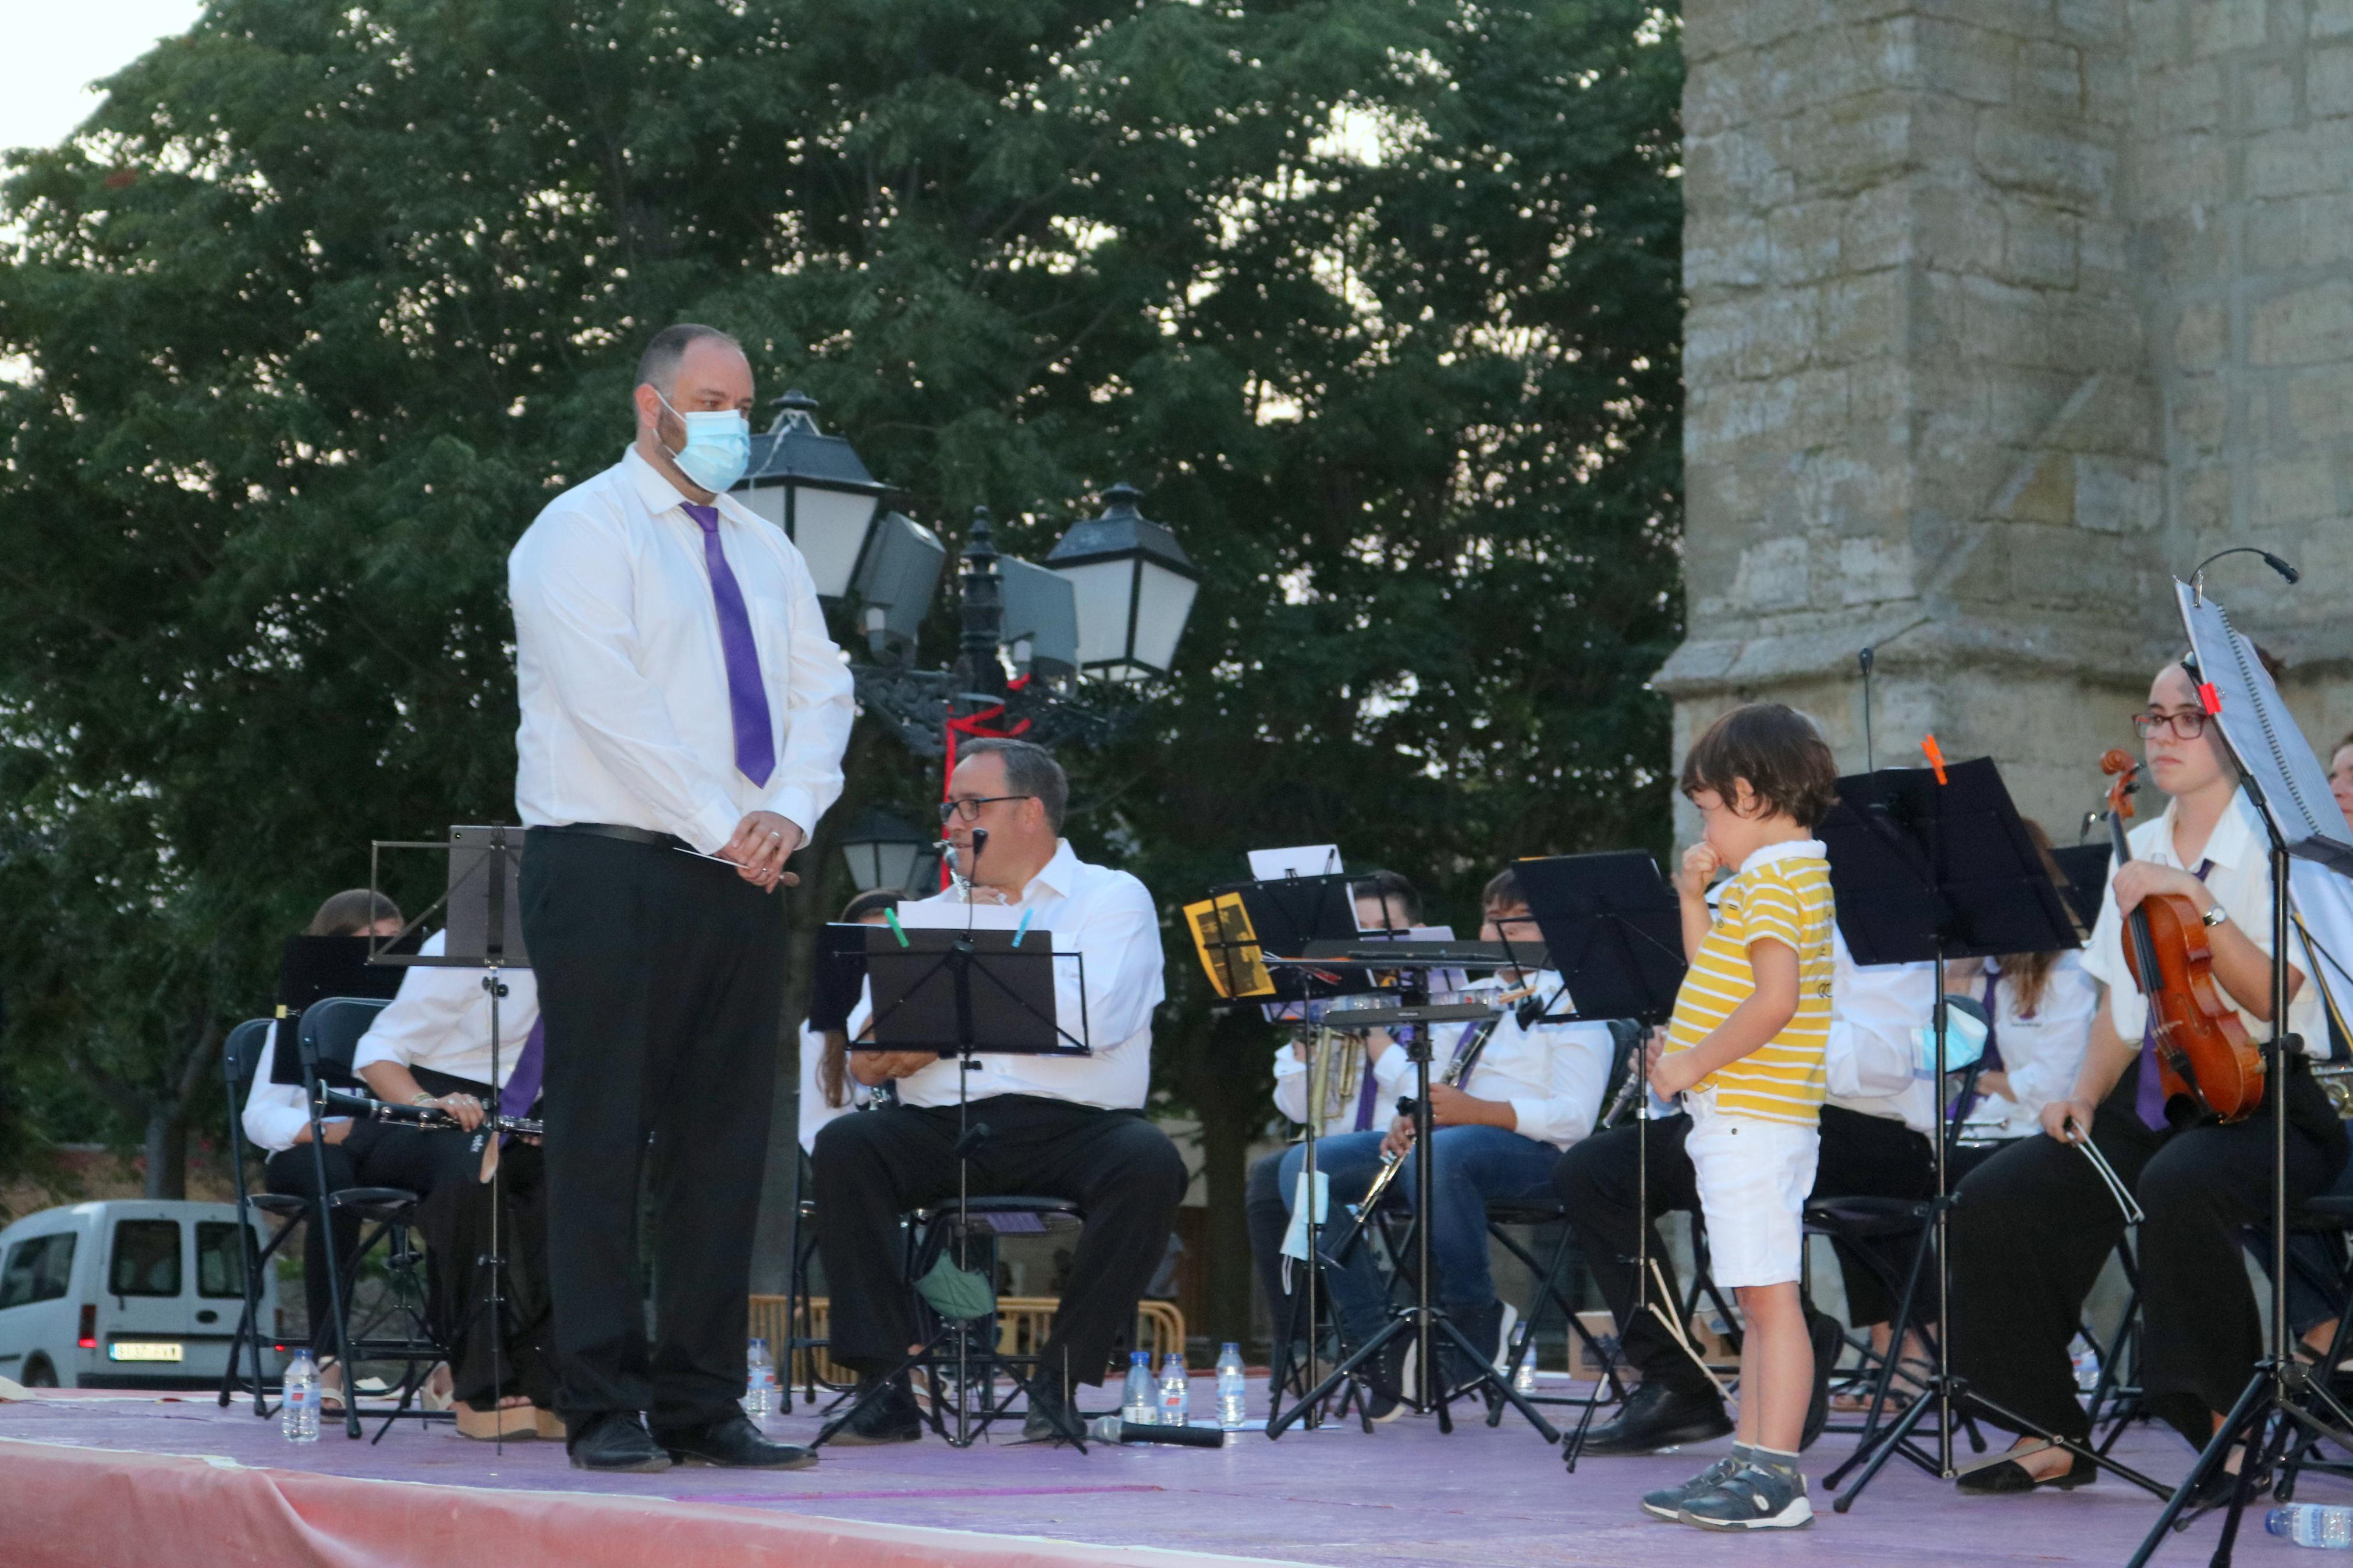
[1013,909,1034,948]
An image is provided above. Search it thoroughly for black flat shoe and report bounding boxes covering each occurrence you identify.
[1576,1379,1734,1457]
[826,1376,924,1446]
[566,1411,673,1473]
[1021,1378,1087,1445]
[655,1413,818,1470]
[1956,1448,2096,1494]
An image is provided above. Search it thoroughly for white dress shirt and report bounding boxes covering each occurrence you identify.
[1823,926,1939,1135]
[349,930,540,1089]
[1969,953,2098,1139]
[885,841,1165,1111]
[2084,788,2324,1054]
[508,445,857,852]
[1415,974,1614,1150]
[1270,1032,1411,1135]
[797,1001,876,1154]
[240,1031,314,1155]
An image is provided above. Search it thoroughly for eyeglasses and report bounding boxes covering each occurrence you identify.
[938,794,1037,824]
[2131,710,2209,741]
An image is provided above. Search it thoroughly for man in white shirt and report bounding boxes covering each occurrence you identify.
[1946,659,2348,1495]
[814,739,1184,1446]
[1305,869,1618,1400]
[508,324,854,1473]
[1559,927,1936,1456]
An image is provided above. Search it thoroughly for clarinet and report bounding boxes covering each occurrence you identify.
[318,1086,544,1140]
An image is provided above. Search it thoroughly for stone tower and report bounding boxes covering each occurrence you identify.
[1658,0,2353,841]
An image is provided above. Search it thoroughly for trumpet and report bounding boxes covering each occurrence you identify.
[318,1085,544,1140]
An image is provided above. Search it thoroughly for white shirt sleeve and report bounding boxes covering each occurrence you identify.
[350,931,470,1077]
[1505,1021,1615,1148]
[755,543,856,839]
[1825,931,1930,1100]
[241,1023,317,1154]
[1062,876,1166,1057]
[509,507,744,852]
[1997,958,2097,1122]
[1271,1040,1309,1124]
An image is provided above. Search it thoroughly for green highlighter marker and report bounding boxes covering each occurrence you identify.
[883,909,911,948]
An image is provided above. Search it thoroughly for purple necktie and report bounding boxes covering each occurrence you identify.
[2135,859,2213,1131]
[1353,1045,1382,1131]
[500,1017,544,1147]
[681,503,775,788]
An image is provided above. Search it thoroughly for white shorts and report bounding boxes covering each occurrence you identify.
[1685,1103,1820,1289]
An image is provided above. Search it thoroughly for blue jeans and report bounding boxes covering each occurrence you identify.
[1277,1126,1561,1349]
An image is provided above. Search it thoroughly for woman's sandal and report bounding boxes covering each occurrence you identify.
[1955,1440,2098,1494]
[316,1358,347,1414]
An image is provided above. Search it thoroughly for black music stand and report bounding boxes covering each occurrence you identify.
[1263,938,1561,1443]
[1508,853,1702,1470]
[2128,588,2353,1568]
[363,825,531,1449]
[811,925,1092,1451]
[1811,762,2173,1512]
[1207,873,1364,1004]
[2050,844,2112,936]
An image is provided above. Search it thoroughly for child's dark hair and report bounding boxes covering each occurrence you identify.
[1678,703,1840,829]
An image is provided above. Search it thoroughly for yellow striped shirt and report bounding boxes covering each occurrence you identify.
[1663,841,1836,1126]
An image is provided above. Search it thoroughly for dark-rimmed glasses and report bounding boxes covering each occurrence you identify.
[938,794,1037,824]
[2131,709,2209,741]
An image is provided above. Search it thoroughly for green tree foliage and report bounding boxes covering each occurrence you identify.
[0,0,1681,1339]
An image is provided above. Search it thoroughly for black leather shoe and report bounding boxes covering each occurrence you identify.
[655,1413,818,1470]
[828,1375,923,1446]
[1577,1378,1733,1456]
[1955,1447,2096,1494]
[566,1411,673,1473]
[1021,1378,1087,1444]
[1801,1307,1843,1452]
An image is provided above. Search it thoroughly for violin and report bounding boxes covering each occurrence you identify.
[2100,748,2264,1123]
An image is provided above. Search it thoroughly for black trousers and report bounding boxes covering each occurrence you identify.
[520,828,789,1430]
[1947,1058,2348,1444]
[1551,1105,1935,1399]
[264,1117,477,1358]
[812,1095,1187,1388]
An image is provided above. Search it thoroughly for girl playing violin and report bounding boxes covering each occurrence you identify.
[1943,657,2346,1495]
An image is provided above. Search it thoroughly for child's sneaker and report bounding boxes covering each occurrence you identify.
[1640,1446,1749,1521]
[1677,1458,1813,1530]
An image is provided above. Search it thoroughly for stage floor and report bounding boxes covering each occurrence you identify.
[0,1376,2336,1566]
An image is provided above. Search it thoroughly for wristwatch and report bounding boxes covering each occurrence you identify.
[2202,903,2229,929]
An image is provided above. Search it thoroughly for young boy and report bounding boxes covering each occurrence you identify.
[1642,703,1840,1530]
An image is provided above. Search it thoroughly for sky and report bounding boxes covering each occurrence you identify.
[1,1,208,155]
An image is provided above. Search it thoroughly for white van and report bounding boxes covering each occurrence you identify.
[0,1200,281,1390]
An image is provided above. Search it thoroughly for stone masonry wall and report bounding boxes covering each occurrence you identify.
[1662,0,2353,838]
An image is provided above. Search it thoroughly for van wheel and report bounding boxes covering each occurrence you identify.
[21,1358,58,1387]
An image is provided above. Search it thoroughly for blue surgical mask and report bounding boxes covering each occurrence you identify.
[655,390,750,494]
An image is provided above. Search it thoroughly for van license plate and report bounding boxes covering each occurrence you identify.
[108,1342,183,1363]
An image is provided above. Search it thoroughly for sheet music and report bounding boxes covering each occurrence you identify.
[1249,844,1343,880]
[899,901,1020,932]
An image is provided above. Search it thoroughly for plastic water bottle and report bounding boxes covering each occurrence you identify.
[282,1349,320,1443]
[1157,1351,1190,1427]
[2269,1505,2353,1548]
[1120,1350,1156,1424]
[1513,1354,1539,1395]
[1215,1343,1247,1430]
[743,1337,776,1420]
[2068,1337,2101,1395]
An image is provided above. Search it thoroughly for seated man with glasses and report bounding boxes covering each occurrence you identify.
[1942,657,2347,1496]
[813,738,1187,1446]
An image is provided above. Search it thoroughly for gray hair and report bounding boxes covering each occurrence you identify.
[634,323,743,398]
[959,738,1069,834]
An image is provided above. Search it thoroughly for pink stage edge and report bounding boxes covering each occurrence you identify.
[0,1378,2331,1566]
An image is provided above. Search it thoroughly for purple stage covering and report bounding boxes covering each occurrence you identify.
[0,1376,2338,1564]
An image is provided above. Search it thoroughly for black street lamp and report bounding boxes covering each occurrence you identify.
[837,807,932,894]
[736,391,890,601]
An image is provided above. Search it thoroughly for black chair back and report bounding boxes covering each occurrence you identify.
[297,997,393,1079]
[223,1018,275,1101]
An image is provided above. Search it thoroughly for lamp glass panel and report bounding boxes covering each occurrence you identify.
[740,483,789,530]
[1055,558,1137,670]
[1130,562,1199,677]
[790,486,881,600]
[876,840,922,895]
[842,841,885,892]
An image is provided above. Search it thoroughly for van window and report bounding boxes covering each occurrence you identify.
[108,1220,182,1298]
[196,1222,249,1300]
[0,1234,76,1310]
